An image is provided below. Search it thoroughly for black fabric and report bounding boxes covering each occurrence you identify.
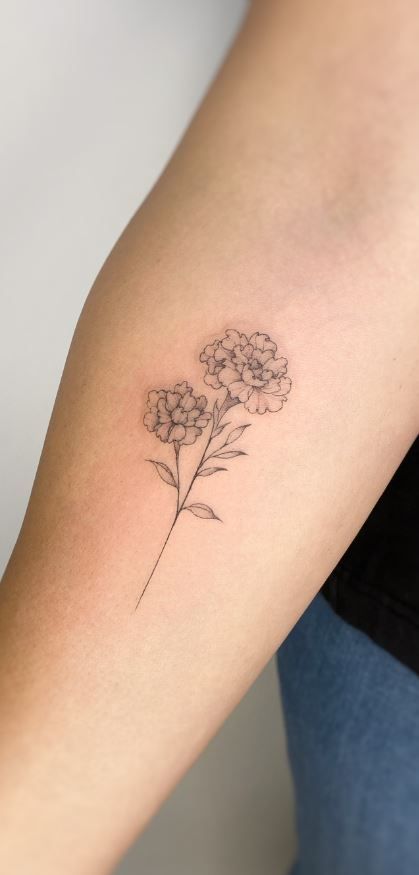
[322,437,419,675]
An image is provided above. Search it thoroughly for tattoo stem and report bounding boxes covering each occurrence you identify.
[177,392,236,509]
[135,394,234,610]
[174,441,180,514]
[134,513,179,610]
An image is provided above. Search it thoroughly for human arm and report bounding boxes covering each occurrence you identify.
[1,1,419,872]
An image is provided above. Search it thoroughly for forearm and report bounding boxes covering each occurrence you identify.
[1,3,419,873]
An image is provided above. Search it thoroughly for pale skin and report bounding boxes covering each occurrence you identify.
[1,1,419,872]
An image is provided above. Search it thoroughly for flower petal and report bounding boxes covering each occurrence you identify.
[245,389,279,413]
[228,380,252,402]
[214,345,228,362]
[256,393,269,414]
[204,372,222,389]
[249,332,276,353]
[148,389,164,407]
[182,426,200,445]
[260,356,275,371]
[232,350,249,366]
[156,422,171,442]
[166,391,181,411]
[207,358,219,374]
[156,409,171,423]
[263,379,282,394]
[265,393,285,412]
[200,344,216,361]
[196,394,208,411]
[169,424,186,442]
[172,407,188,424]
[218,366,241,387]
[181,392,196,412]
[270,356,288,376]
[195,414,211,427]
[278,376,292,395]
[257,349,275,365]
[244,389,260,414]
[174,381,190,396]
[144,411,158,431]
[222,329,244,350]
[242,366,265,387]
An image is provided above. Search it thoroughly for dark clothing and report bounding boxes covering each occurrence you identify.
[323,437,419,675]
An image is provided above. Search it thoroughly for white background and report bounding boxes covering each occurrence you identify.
[0,2,295,871]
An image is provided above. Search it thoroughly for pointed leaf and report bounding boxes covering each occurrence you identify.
[146,459,177,487]
[183,503,221,520]
[212,422,230,438]
[198,466,227,477]
[213,399,220,426]
[212,450,247,459]
[225,424,251,446]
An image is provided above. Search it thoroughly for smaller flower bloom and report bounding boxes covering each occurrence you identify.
[144,381,211,445]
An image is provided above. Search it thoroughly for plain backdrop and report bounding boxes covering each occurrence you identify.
[0,2,296,872]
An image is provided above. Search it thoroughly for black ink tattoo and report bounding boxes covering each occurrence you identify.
[136,329,292,608]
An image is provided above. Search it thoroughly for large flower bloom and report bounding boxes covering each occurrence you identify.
[200,329,291,414]
[144,381,211,444]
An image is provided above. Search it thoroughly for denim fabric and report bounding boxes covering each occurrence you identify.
[322,437,419,676]
[277,594,419,875]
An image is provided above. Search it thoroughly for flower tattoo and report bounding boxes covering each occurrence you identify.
[144,382,211,445]
[136,329,292,608]
[200,329,291,414]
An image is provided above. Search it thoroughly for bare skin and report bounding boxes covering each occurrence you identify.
[1,1,418,872]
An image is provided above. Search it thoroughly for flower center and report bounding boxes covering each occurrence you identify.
[171,406,188,425]
[250,358,263,377]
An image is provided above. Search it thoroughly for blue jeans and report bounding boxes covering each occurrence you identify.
[277,595,419,875]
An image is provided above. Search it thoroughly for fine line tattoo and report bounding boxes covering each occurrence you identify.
[136,329,292,608]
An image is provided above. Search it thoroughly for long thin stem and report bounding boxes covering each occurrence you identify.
[135,442,181,610]
[174,441,180,513]
[134,512,179,610]
[135,393,234,609]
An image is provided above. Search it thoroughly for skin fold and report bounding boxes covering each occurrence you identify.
[1,1,418,872]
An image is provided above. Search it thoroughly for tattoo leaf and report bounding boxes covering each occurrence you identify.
[183,503,221,520]
[212,422,230,438]
[147,459,177,488]
[198,466,227,477]
[212,450,247,460]
[225,424,251,446]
